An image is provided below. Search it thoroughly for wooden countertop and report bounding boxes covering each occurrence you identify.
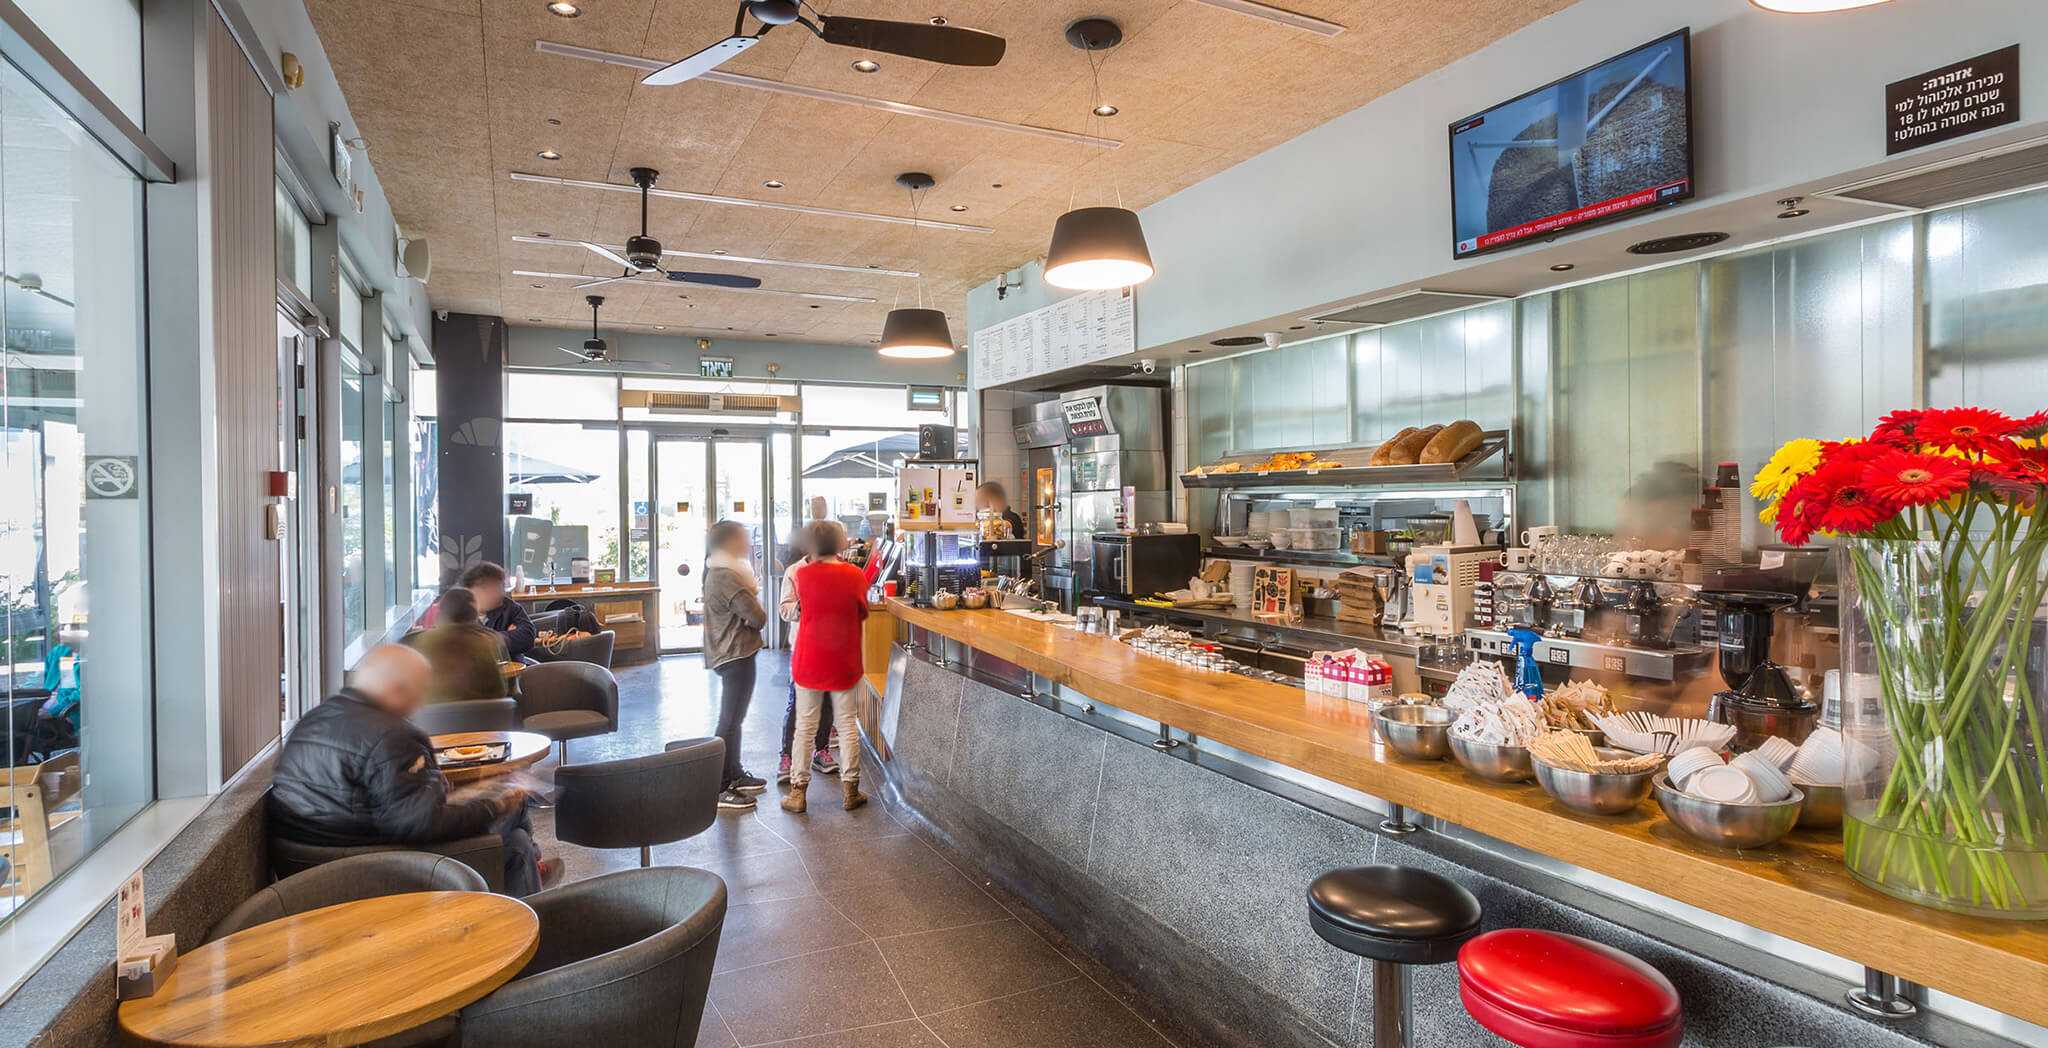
[889,599,2048,1028]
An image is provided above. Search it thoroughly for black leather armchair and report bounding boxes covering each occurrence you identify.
[554,738,722,867]
[514,661,619,764]
[413,698,523,736]
[270,833,506,893]
[457,867,726,1048]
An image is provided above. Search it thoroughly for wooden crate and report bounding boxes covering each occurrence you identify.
[594,599,647,651]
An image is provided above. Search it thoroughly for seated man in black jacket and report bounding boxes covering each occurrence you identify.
[459,561,538,662]
[270,644,544,895]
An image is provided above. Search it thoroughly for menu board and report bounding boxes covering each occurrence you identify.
[970,287,1136,389]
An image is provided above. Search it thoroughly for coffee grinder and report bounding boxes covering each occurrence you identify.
[1698,590,1818,749]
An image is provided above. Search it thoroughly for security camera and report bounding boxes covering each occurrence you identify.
[1264,332,1283,349]
[435,309,448,322]
[1136,358,1158,375]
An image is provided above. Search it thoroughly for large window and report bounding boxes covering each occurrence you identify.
[339,358,366,637]
[0,60,151,919]
[411,364,438,596]
[504,422,625,583]
[380,331,398,608]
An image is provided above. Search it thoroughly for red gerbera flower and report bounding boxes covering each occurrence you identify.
[1870,408,1930,447]
[1913,407,2022,455]
[1802,458,1897,536]
[1971,468,2039,510]
[1823,439,1886,468]
[1999,446,2048,485]
[2014,410,2048,441]
[1861,450,1971,507]
[1774,476,1826,547]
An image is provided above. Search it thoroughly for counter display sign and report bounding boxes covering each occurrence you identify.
[1060,397,1109,438]
[1886,45,2018,155]
[969,287,1135,389]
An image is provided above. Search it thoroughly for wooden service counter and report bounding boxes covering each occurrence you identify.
[511,583,659,664]
[884,599,2048,1037]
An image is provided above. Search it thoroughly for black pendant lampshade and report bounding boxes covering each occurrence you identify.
[1044,205,1153,290]
[878,306,955,359]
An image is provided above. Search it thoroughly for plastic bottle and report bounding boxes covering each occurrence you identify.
[1506,628,1545,699]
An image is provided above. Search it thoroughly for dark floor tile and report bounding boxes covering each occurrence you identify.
[709,941,915,1045]
[824,865,1011,939]
[919,978,1179,1048]
[713,894,865,973]
[693,1002,740,1048]
[795,832,954,885]
[751,791,915,847]
[758,1019,949,1048]
[683,849,818,906]
[875,918,1077,1015]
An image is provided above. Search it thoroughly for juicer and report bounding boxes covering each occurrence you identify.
[1698,589,1818,749]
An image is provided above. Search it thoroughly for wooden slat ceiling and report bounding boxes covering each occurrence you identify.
[307,0,1574,347]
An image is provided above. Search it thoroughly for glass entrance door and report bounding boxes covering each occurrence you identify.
[652,436,769,652]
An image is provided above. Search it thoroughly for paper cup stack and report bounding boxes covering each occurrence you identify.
[1787,727,1845,788]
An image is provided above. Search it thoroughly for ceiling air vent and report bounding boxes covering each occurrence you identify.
[628,391,797,415]
[1826,136,2048,210]
[1209,335,1264,347]
[1304,290,1506,328]
[1626,231,1729,255]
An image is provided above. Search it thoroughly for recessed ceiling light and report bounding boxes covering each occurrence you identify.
[1550,263,1576,272]
[537,150,562,160]
[1092,104,1119,117]
[546,118,562,126]
[851,59,880,73]
[527,316,543,321]
[991,183,1003,189]
[1187,349,1202,355]
[949,204,968,212]
[763,179,785,189]
[1749,0,1895,11]
[654,325,665,330]
[530,283,545,288]
[764,333,777,337]
[867,263,879,268]
[713,249,727,255]
[546,2,581,17]
[1778,208,1811,219]
[1288,325,1305,330]
[809,304,820,309]
[535,231,551,238]
[930,16,948,25]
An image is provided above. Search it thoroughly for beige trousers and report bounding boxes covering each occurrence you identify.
[789,686,861,786]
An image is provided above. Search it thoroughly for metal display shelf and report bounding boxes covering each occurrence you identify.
[1201,546,1403,570]
[1180,430,1510,489]
[1464,629,1711,683]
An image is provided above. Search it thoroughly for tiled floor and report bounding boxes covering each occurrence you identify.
[528,653,1203,1048]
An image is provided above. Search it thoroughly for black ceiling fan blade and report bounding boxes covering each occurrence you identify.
[817,17,1004,67]
[667,271,764,289]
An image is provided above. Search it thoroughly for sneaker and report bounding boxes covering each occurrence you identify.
[538,856,568,891]
[811,748,841,775]
[776,754,793,785]
[730,770,767,795]
[717,787,758,811]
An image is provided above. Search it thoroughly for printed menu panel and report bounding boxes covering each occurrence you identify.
[969,287,1137,389]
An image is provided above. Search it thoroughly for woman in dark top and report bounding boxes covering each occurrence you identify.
[414,587,510,704]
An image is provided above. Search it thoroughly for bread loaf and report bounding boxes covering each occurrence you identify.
[1382,424,1443,465]
[1420,420,1484,464]
[1368,426,1418,467]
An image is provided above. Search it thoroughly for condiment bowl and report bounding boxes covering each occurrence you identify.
[1531,748,1661,815]
[1792,781,1843,829]
[1449,734,1534,783]
[1374,705,1456,761]
[1653,774,1804,848]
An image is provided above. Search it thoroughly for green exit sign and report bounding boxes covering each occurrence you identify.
[699,356,735,379]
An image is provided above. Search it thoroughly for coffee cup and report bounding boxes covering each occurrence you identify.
[1520,525,1560,549]
[1501,547,1536,571]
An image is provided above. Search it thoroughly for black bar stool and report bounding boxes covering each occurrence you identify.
[1308,865,1483,1048]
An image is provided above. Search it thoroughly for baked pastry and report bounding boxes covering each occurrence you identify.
[1382,424,1443,465]
[1369,427,1417,466]
[1420,420,1484,464]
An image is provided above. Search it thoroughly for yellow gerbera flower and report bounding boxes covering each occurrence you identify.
[1752,438,1825,501]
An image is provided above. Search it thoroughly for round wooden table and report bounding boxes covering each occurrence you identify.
[499,660,528,680]
[431,730,552,784]
[118,891,538,1048]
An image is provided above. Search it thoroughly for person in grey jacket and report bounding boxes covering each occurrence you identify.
[703,521,769,810]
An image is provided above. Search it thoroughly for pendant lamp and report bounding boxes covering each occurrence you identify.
[878,172,956,359]
[1044,18,1153,292]
[1750,0,1894,10]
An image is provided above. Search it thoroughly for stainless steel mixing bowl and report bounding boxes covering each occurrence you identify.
[1653,773,1804,848]
[1449,734,1534,783]
[1792,781,1842,829]
[1373,705,1455,761]
[1531,748,1661,815]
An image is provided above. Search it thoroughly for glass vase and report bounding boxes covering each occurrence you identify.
[1837,538,2048,919]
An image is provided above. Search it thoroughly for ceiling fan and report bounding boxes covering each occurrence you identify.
[543,295,674,372]
[570,167,764,291]
[642,0,1005,87]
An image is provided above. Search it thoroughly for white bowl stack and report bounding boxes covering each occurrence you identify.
[1788,727,1845,787]
[1229,562,1256,609]
[1751,735,1799,772]
[1731,752,1796,802]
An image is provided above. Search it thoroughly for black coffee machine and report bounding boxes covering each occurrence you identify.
[1698,590,1818,749]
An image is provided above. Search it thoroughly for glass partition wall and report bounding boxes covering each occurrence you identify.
[494,375,957,652]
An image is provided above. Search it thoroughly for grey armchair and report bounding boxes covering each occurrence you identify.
[554,738,722,867]
[457,867,726,1048]
[532,630,615,669]
[514,661,619,764]
[211,851,487,940]
[214,852,489,1048]
[270,832,505,893]
[414,698,523,736]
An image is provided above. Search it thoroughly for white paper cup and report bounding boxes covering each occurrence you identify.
[1733,752,1795,802]
[1667,748,1725,791]
[1754,736,1799,772]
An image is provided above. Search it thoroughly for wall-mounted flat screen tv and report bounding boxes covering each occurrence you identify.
[1449,28,1693,260]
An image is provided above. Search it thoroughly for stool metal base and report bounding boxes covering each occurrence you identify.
[1380,804,1419,835]
[1370,958,1415,1047]
[1846,967,1918,1020]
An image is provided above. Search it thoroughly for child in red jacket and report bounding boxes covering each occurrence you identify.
[782,521,870,813]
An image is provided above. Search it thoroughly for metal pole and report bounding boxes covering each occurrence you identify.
[1845,966,1917,1019]
[1370,959,1413,1048]
[1380,804,1419,835]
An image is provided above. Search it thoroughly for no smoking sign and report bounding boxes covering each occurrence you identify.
[85,456,139,499]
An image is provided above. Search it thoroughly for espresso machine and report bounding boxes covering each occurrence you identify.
[1699,590,1819,749]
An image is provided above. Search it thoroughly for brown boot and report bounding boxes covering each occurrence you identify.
[781,782,807,814]
[842,779,868,811]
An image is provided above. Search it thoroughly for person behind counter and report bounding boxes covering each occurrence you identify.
[782,521,870,814]
[703,520,769,811]
[412,587,510,704]
[974,482,1026,540]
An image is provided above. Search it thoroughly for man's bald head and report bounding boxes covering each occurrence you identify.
[351,644,431,717]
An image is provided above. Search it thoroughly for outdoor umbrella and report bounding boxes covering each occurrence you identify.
[801,433,923,479]
[505,454,600,486]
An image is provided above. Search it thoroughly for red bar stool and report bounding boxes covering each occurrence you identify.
[1458,929,1683,1048]
[1308,865,1483,1048]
